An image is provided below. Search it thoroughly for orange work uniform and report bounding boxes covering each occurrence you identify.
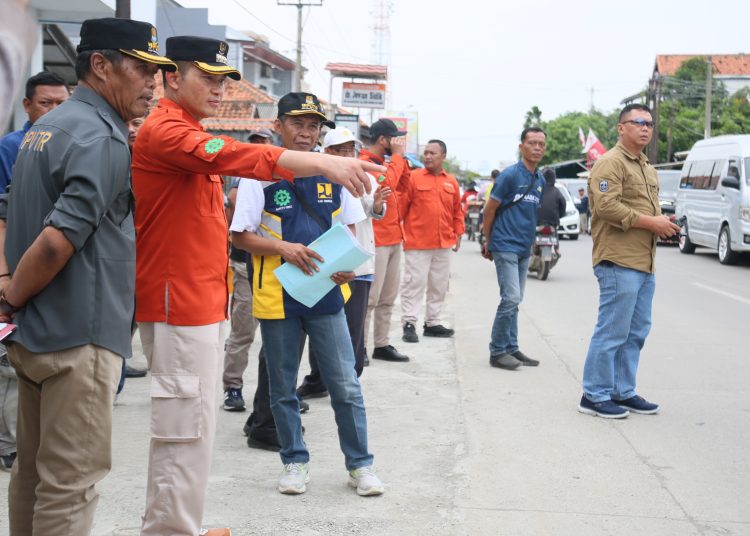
[400,167,464,250]
[132,98,292,325]
[358,149,410,247]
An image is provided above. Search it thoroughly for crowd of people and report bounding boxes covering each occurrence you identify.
[0,14,681,536]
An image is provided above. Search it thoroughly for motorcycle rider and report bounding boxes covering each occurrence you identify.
[535,168,566,257]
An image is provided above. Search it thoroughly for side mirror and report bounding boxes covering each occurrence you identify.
[721,176,740,189]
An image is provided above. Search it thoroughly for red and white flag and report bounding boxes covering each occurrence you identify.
[578,127,586,149]
[583,129,607,167]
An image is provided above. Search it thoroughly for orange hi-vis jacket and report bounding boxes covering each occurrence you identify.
[132,98,292,326]
[400,167,464,250]
[358,149,410,247]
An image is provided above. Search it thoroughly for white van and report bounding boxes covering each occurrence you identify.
[675,135,750,264]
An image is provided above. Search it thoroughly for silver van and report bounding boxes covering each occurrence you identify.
[675,135,750,264]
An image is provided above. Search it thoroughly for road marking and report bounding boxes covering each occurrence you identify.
[691,282,750,306]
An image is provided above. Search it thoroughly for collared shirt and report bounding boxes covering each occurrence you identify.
[400,167,464,250]
[0,120,31,192]
[132,98,292,326]
[589,141,661,273]
[358,149,410,247]
[2,87,135,357]
[489,161,545,256]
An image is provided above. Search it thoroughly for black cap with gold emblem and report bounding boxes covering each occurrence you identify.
[77,18,177,70]
[165,36,241,81]
[277,92,335,128]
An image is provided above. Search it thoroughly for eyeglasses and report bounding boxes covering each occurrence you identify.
[621,119,654,129]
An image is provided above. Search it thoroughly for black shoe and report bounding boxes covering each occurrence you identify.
[299,400,310,414]
[512,350,539,366]
[489,353,521,370]
[223,388,246,411]
[372,345,410,362]
[247,434,281,452]
[124,364,148,378]
[296,383,328,400]
[363,355,370,367]
[1,452,16,471]
[402,322,419,343]
[423,324,454,338]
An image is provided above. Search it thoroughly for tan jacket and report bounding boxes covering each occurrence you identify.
[588,142,661,273]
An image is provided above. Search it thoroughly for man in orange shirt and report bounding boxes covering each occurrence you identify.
[359,119,411,363]
[132,36,383,536]
[399,139,464,343]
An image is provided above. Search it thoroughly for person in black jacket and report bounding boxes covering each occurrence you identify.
[537,168,566,226]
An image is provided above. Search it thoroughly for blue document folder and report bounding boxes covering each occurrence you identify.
[274,223,373,308]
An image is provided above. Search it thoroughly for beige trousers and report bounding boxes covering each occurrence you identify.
[139,321,225,536]
[7,343,121,536]
[365,243,402,348]
[223,260,258,390]
[400,248,452,327]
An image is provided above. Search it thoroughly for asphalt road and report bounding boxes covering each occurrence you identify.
[1,234,748,535]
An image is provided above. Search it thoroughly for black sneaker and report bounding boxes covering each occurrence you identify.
[489,353,521,370]
[613,395,659,415]
[1,452,16,471]
[223,388,246,412]
[578,395,629,419]
[372,345,410,362]
[423,324,454,338]
[402,323,419,343]
[247,434,281,452]
[296,384,328,400]
[512,350,539,366]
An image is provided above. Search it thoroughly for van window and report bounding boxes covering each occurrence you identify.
[708,160,726,190]
[744,157,750,185]
[685,160,714,190]
[679,163,692,188]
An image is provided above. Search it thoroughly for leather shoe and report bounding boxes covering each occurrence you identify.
[512,350,539,366]
[296,383,328,400]
[402,322,419,343]
[423,324,454,337]
[489,353,521,370]
[372,345,410,362]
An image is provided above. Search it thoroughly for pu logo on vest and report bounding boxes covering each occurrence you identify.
[274,189,292,210]
[19,130,53,152]
[317,183,333,203]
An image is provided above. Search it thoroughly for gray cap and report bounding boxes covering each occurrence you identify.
[248,128,273,140]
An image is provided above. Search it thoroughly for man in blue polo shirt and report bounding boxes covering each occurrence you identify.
[0,71,69,192]
[482,127,547,370]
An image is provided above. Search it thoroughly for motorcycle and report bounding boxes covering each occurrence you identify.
[528,224,559,281]
[465,199,484,242]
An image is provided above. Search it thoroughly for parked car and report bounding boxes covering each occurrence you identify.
[674,135,750,264]
[657,169,681,245]
[555,184,579,240]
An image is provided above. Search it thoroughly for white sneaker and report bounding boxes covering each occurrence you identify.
[278,462,310,494]
[348,466,384,496]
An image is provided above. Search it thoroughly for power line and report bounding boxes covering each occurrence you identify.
[231,0,295,43]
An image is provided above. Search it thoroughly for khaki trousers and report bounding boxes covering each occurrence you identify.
[7,343,121,536]
[579,212,589,234]
[365,243,402,348]
[139,321,225,536]
[223,260,258,390]
[400,248,452,327]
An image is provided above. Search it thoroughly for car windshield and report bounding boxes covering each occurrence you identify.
[657,171,681,201]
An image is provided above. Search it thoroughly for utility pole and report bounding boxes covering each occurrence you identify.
[115,0,131,19]
[277,1,323,92]
[648,75,662,163]
[666,90,677,162]
[704,56,713,139]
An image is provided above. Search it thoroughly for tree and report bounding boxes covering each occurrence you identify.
[524,106,543,128]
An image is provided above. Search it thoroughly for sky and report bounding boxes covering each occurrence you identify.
[179,0,749,174]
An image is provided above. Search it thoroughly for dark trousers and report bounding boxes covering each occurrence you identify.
[301,279,372,390]
[245,337,306,442]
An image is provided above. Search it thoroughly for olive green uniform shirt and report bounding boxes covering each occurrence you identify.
[588,142,661,273]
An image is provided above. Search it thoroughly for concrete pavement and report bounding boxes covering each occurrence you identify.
[1,235,749,535]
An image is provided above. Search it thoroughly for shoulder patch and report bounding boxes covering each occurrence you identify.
[204,137,225,154]
[599,180,609,193]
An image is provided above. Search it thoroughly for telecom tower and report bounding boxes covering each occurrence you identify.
[371,0,392,110]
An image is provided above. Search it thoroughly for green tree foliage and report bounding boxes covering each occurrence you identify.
[656,57,750,161]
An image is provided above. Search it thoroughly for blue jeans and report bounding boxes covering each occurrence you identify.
[260,309,373,470]
[582,263,656,402]
[489,252,530,356]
